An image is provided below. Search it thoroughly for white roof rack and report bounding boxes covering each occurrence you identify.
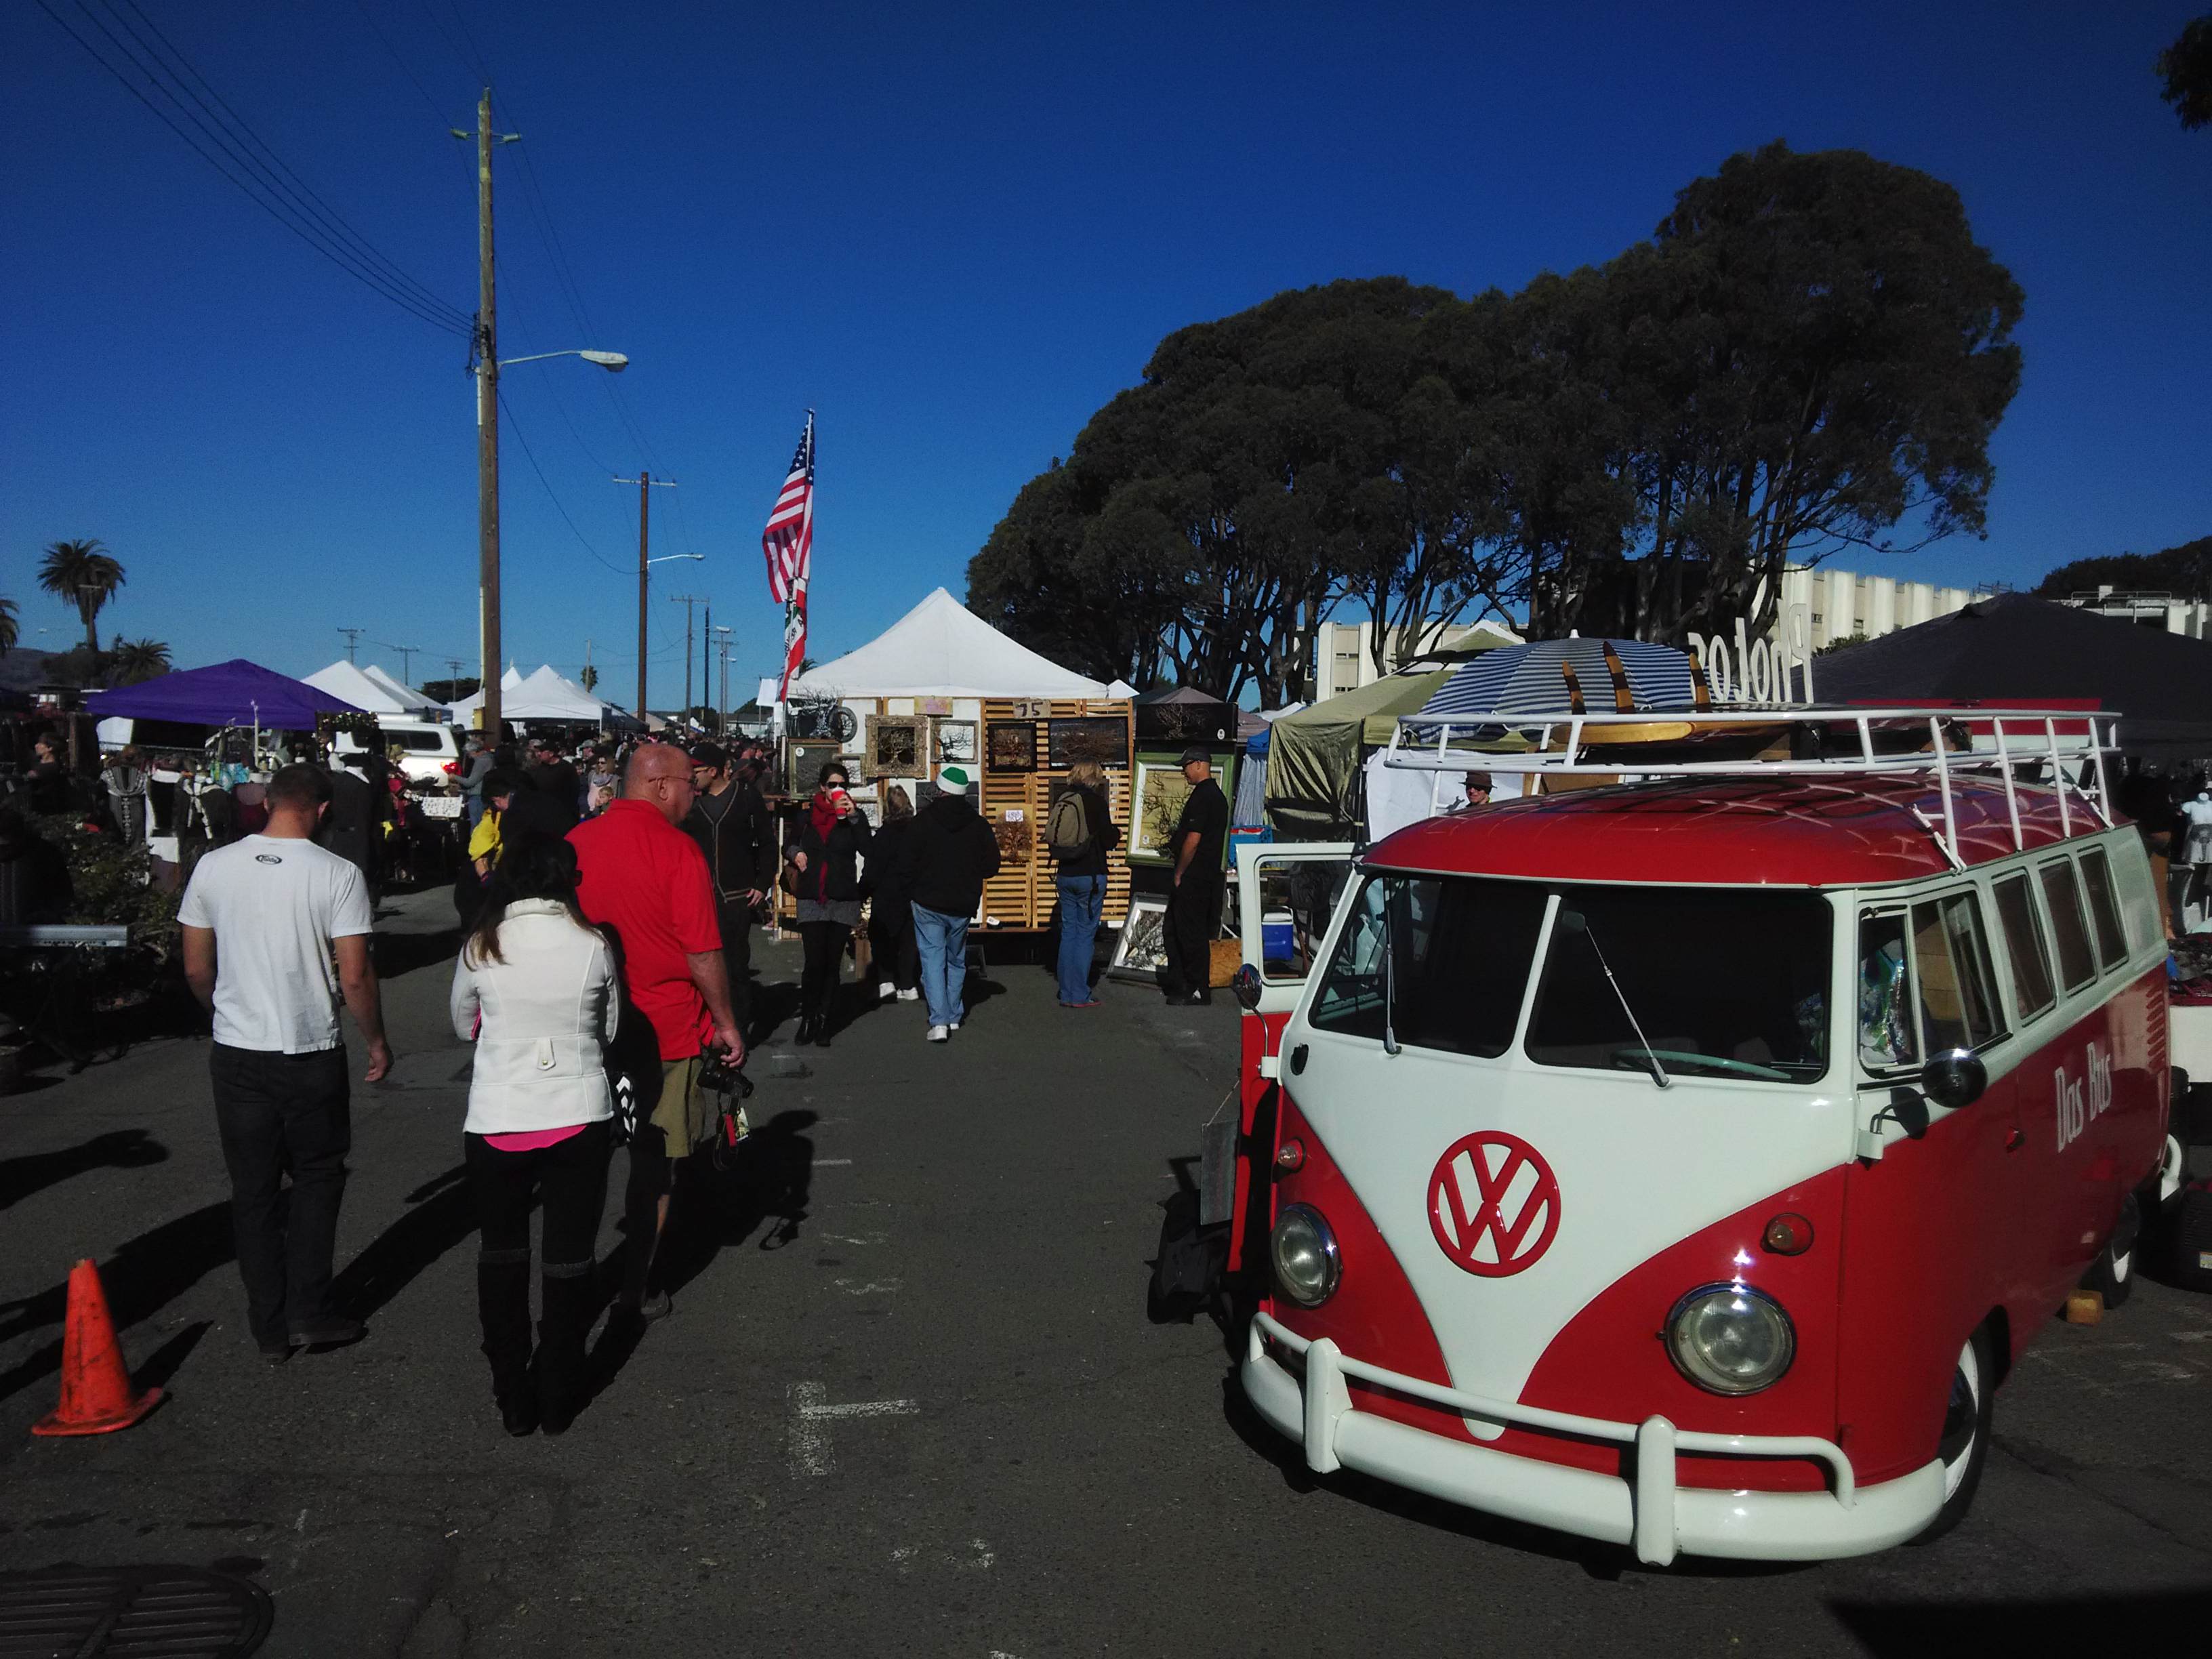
[1385,705,2122,872]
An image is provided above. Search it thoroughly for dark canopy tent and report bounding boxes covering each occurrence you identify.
[1133,684,1238,745]
[85,659,360,732]
[1808,595,2212,760]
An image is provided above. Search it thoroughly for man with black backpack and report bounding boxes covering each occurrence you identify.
[1048,760,1120,1007]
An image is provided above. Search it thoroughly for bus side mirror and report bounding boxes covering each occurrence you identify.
[1231,964,1263,1010]
[1923,1049,1987,1110]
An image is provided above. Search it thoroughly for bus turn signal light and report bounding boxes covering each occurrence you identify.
[1761,1212,1813,1255]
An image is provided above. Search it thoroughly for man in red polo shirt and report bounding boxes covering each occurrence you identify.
[569,740,744,1322]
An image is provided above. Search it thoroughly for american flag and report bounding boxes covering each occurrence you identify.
[762,413,815,699]
[762,413,814,604]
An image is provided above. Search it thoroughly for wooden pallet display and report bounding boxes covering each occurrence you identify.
[978,698,1135,931]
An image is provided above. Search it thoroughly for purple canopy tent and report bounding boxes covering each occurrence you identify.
[85,659,361,732]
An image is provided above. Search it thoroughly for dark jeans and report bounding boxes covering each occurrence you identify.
[869,898,919,992]
[1162,875,1223,1000]
[210,1043,352,1350]
[466,1120,611,1413]
[800,920,850,1026]
[716,895,754,1032]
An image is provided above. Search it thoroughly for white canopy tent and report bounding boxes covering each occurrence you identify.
[787,588,1108,700]
[304,659,441,718]
[446,664,632,726]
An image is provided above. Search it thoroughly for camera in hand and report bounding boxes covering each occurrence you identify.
[698,1057,752,1099]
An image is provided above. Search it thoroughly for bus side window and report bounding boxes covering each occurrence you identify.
[2076,847,2129,969]
[1992,872,2057,1021]
[1910,891,2003,1053]
[2038,860,2097,992]
[1858,911,1917,1070]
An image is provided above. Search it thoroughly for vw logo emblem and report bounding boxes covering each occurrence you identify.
[1427,1132,1560,1277]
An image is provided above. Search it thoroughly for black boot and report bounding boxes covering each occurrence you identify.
[476,1254,537,1436]
[813,999,834,1049]
[793,1012,817,1047]
[537,1265,594,1435]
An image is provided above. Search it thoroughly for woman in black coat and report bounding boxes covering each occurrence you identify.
[867,785,920,1002]
[783,760,873,1046]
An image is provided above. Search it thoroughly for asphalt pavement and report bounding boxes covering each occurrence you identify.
[1,887,2209,1656]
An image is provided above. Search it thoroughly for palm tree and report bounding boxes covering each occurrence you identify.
[37,539,126,652]
[0,596,16,657]
[108,637,171,685]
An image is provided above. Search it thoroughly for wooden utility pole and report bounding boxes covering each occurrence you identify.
[669,593,705,725]
[614,472,678,718]
[474,88,501,737]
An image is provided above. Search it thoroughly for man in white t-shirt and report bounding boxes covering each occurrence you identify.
[180,763,392,1363]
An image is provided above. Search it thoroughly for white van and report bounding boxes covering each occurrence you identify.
[333,719,464,783]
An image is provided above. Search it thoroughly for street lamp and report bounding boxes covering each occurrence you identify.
[637,553,703,719]
[474,342,627,737]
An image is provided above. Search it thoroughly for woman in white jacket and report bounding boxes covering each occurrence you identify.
[450,832,618,1436]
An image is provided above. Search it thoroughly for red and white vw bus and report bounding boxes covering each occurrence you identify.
[1227,709,2176,1564]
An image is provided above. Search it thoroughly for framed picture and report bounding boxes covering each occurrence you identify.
[1109,895,1170,981]
[992,811,1033,866]
[867,715,923,775]
[1048,716,1129,770]
[789,739,842,796]
[1128,761,1194,863]
[987,721,1038,773]
[934,720,979,766]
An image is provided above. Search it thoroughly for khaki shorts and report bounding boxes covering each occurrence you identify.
[653,1054,714,1152]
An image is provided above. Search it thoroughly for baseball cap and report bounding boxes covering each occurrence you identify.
[1178,745,1211,766]
[937,764,973,791]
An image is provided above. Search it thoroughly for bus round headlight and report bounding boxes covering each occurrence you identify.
[1270,1204,1340,1307]
[1665,1284,1795,1395]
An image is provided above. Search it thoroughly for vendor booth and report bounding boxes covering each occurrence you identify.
[304,661,440,718]
[1264,669,1452,840]
[785,588,1134,931]
[84,659,365,868]
[445,665,638,733]
[1808,594,2212,761]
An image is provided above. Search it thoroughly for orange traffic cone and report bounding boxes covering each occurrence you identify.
[30,1259,162,1437]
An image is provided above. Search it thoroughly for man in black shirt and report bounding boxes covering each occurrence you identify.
[525,738,582,834]
[1162,746,1229,1005]
[681,743,773,1036]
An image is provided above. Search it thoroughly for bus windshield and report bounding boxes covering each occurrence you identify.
[1524,886,1832,1084]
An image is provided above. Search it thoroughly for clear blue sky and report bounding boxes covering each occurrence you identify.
[5,1,2207,706]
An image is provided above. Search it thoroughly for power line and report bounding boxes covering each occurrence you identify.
[33,0,470,337]
[497,387,629,577]
[348,0,456,125]
[98,0,470,328]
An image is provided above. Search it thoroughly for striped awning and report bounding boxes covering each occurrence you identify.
[1417,638,1698,719]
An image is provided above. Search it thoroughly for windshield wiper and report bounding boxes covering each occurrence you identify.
[1559,907,1669,1089]
[1382,879,1400,1056]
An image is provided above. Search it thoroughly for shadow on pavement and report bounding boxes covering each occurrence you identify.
[329,1164,477,1321]
[1830,1589,2212,1649]
[370,924,462,981]
[136,1319,213,1391]
[0,1202,233,1406]
[0,1129,170,1212]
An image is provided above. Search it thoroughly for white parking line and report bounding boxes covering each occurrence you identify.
[834,1277,903,1296]
[813,1158,854,1167]
[787,1382,921,1475]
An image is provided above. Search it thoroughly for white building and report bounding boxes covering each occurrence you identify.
[2057,587,2212,640]
[1307,616,1522,702]
[1773,565,1982,650]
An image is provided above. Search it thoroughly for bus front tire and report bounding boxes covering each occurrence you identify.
[1912,1325,1995,1544]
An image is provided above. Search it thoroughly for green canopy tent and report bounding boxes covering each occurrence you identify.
[1264,670,1454,840]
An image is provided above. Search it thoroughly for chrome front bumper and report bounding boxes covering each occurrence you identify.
[1243,1312,1943,1565]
